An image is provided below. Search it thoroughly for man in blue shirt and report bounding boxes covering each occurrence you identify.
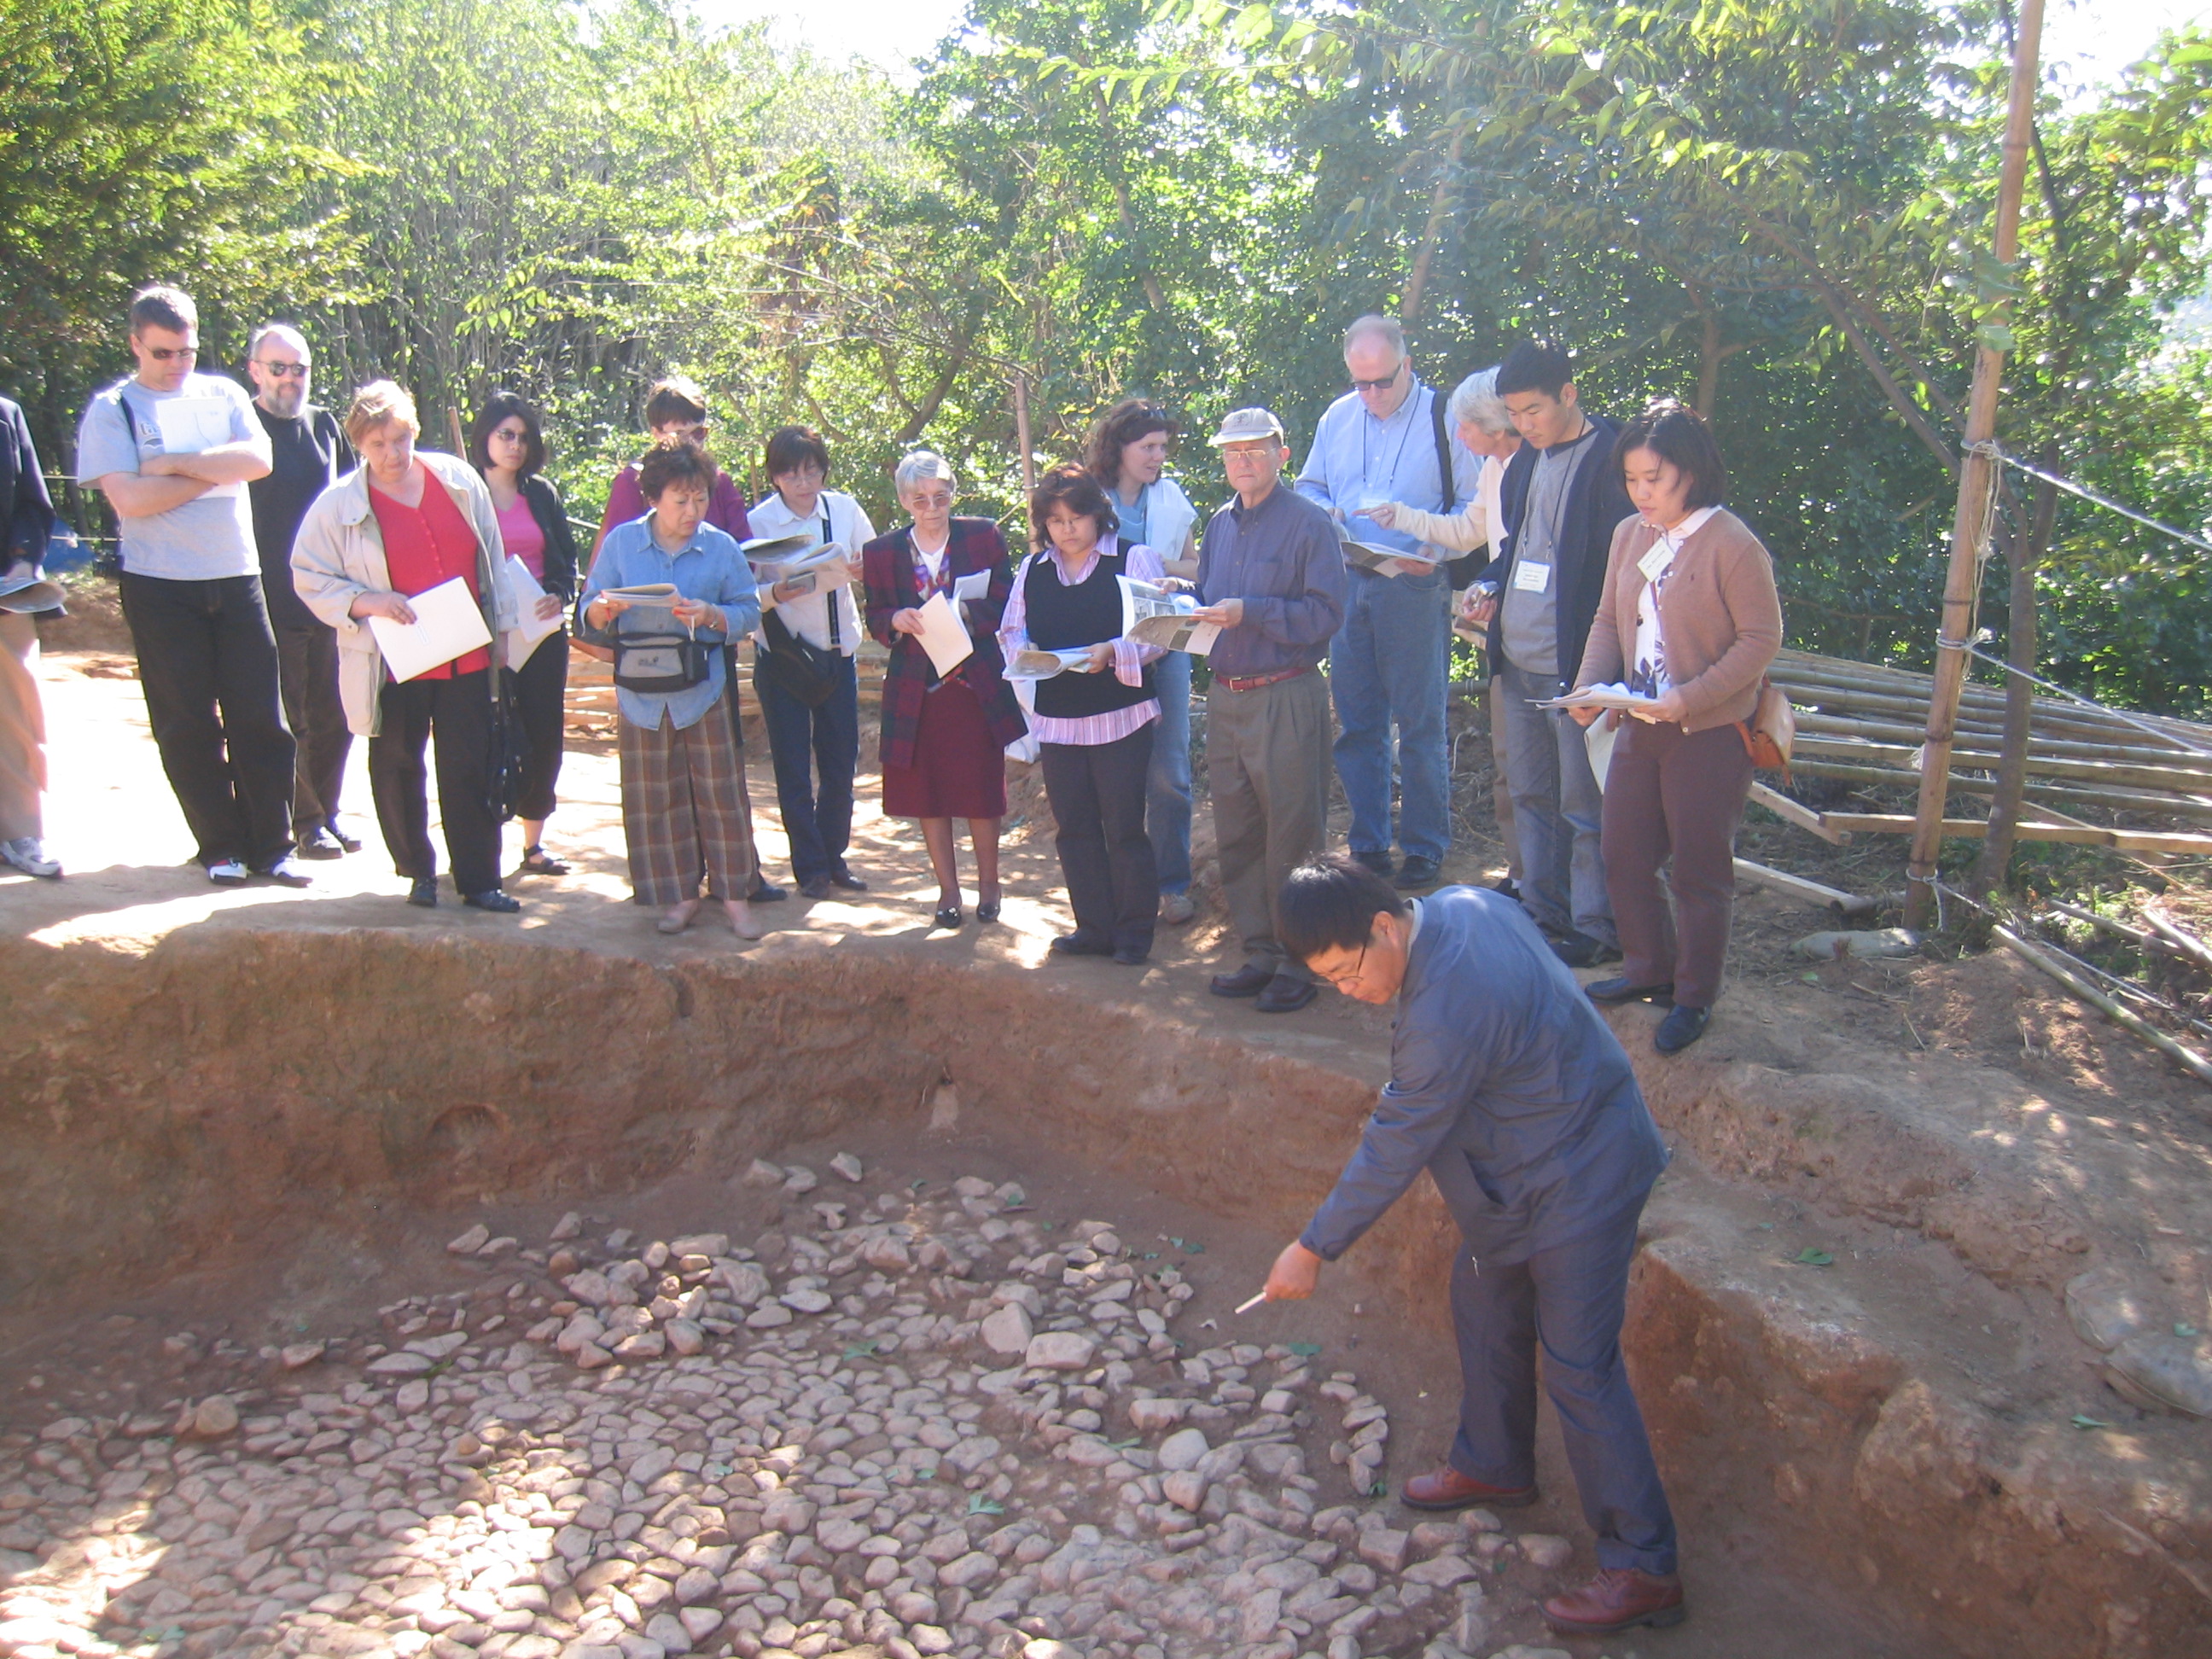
[1263,855,1684,1639]
[1296,315,1480,892]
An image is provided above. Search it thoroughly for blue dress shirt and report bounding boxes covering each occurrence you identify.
[580,515,763,731]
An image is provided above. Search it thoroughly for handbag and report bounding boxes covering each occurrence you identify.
[754,606,840,707]
[482,666,531,822]
[613,628,715,694]
[1738,674,1797,773]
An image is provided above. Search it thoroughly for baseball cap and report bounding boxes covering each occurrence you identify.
[1208,407,1286,447]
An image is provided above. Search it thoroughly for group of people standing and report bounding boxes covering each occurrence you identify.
[3,287,1784,1049]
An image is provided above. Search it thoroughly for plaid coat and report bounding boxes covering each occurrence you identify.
[863,517,1027,773]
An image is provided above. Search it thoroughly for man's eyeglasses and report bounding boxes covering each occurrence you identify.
[1350,367,1404,393]
[253,360,309,378]
[662,422,711,442]
[145,346,198,363]
[1317,941,1369,990]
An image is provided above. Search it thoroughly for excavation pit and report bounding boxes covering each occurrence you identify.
[1,925,2208,1659]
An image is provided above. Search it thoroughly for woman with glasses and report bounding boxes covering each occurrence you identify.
[862,451,1026,929]
[1084,398,1200,927]
[469,392,579,877]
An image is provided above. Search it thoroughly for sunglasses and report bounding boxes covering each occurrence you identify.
[253,360,309,378]
[144,346,198,363]
[1349,369,1402,393]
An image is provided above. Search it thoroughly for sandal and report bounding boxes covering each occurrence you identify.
[517,844,570,876]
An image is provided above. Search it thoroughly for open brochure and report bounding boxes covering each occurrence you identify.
[1117,576,1220,656]
[368,576,492,682]
[751,540,853,610]
[1536,682,1665,713]
[1336,522,1441,579]
[913,589,974,676]
[501,556,563,671]
[1003,647,1100,682]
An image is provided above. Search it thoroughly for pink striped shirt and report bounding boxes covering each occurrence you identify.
[998,536,1167,747]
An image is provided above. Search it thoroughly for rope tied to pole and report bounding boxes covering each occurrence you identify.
[1969,439,2212,559]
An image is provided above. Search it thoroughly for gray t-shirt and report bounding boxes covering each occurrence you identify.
[1499,426,1600,678]
[76,373,260,581]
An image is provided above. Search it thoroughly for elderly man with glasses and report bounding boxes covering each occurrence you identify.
[1192,408,1347,1014]
[76,285,306,888]
[1260,853,1683,1641]
[246,323,358,859]
[1295,314,1480,894]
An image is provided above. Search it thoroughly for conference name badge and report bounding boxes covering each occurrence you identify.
[1637,543,1674,584]
[1512,559,1551,594]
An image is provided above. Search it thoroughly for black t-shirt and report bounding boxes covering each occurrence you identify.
[248,403,352,629]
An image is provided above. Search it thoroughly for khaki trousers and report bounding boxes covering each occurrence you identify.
[1207,668,1331,980]
[0,613,45,841]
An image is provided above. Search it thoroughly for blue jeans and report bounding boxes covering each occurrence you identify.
[1449,1195,1677,1577]
[1497,656,1615,946]
[757,654,859,885]
[1329,568,1452,864]
[1145,649,1193,895]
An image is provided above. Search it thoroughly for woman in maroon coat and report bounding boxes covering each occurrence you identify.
[863,451,1027,928]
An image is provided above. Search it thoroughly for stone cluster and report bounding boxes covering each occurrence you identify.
[0,1161,1584,1659]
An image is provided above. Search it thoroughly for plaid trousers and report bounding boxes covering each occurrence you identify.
[619,689,759,905]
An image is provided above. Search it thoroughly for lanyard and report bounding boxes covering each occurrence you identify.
[822,505,840,648]
[1358,383,1423,498]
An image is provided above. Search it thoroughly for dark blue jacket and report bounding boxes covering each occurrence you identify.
[1300,886,1668,1266]
[1,398,55,571]
[1478,410,1634,686]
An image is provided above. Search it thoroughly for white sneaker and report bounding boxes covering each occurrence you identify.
[207,858,249,886]
[2,837,60,879]
[1160,890,1196,925]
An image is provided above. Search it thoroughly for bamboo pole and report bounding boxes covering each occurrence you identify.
[1992,922,2212,1086]
[1748,781,1850,844]
[2141,907,2212,975]
[1789,759,2212,822]
[1794,709,2212,774]
[1817,814,2212,855]
[1790,734,2212,796]
[1732,858,1883,914]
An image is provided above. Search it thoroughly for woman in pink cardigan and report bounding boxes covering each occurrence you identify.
[1569,402,1782,1053]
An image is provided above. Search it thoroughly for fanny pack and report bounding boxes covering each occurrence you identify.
[613,629,715,694]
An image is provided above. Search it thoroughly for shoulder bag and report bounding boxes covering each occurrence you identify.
[1738,675,1797,774]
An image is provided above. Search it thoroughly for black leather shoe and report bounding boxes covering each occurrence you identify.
[1351,848,1394,878]
[1551,931,1622,968]
[830,868,869,891]
[407,876,439,908]
[1209,963,1275,998]
[1587,976,1674,1005]
[1655,1004,1711,1053]
[800,874,834,899]
[463,889,521,913]
[1112,942,1151,966]
[976,888,1002,923]
[750,880,788,903]
[931,905,962,929]
[297,824,346,860]
[1491,876,1522,903]
[1393,854,1442,891]
[330,823,363,854]
[1051,932,1115,957]
[1255,975,1318,1014]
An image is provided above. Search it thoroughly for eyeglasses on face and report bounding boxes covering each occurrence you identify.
[1349,367,1403,393]
[253,360,309,377]
[489,425,531,443]
[1317,941,1370,990]
[144,345,198,363]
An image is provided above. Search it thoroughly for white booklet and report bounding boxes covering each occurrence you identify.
[1336,521,1439,579]
[502,556,563,671]
[1536,681,1663,713]
[1004,647,1099,681]
[952,568,992,605]
[753,541,853,609]
[153,397,245,498]
[369,576,492,682]
[914,590,974,677]
[1117,576,1219,656]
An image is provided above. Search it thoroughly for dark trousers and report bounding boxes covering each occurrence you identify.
[512,631,569,824]
[275,622,352,834]
[1602,719,1753,1008]
[1040,724,1158,953]
[758,654,859,884]
[369,671,502,895]
[119,571,297,870]
[1450,1196,1677,1578]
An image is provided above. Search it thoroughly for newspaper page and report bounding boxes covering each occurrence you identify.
[1116,576,1220,656]
[1003,647,1098,682]
[1336,521,1441,579]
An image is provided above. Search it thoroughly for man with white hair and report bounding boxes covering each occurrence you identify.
[247,322,358,859]
[1296,314,1479,893]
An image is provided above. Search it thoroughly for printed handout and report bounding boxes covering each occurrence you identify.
[502,556,563,671]
[152,397,245,498]
[368,577,492,682]
[1117,577,1220,656]
[1003,647,1099,681]
[914,590,974,677]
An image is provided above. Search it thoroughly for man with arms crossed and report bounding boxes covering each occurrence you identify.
[78,286,304,887]
[1262,854,1683,1638]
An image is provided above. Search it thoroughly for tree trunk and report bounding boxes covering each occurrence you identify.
[1970,451,2061,894]
[1697,307,1721,419]
[1400,127,1467,324]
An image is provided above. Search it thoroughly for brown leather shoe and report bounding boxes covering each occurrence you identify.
[1400,1464,1538,1511]
[1540,1567,1686,1635]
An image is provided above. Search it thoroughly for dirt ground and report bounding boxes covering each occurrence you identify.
[5,605,2212,1656]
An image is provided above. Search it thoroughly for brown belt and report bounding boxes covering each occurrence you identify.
[1217,667,1309,694]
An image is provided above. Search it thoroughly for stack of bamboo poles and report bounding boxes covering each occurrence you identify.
[1768,649,2212,855]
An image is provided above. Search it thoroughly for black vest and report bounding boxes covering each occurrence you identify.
[1025,546,1155,721]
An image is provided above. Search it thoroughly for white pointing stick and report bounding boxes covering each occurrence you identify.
[1234,1291,1268,1314]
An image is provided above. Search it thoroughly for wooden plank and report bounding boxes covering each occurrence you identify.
[1816,813,2212,855]
[1732,857,1881,914]
[1747,781,1849,844]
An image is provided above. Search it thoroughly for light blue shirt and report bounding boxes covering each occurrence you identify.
[580,515,762,731]
[1295,379,1481,558]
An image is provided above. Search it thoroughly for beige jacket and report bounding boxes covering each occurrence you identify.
[289,451,517,737]
[1575,506,1783,734]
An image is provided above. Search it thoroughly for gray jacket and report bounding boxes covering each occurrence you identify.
[1300,887,1668,1266]
[289,451,518,737]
